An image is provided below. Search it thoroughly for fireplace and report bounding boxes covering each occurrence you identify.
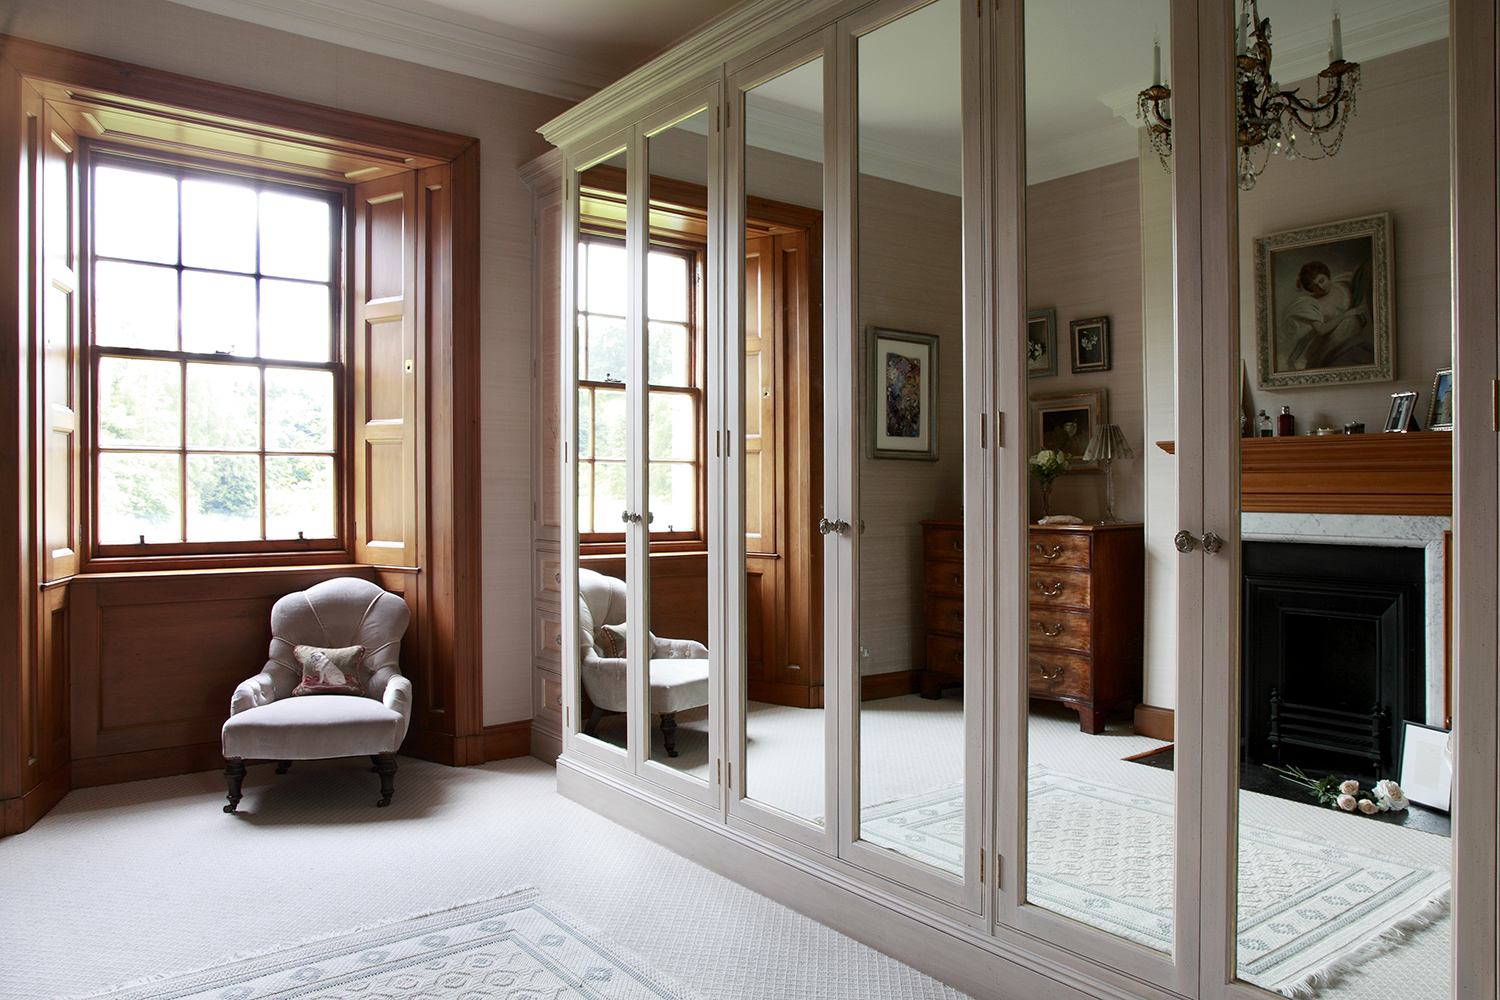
[1241,540,1425,775]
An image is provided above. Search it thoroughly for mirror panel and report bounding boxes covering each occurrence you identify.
[740,56,826,824]
[853,0,966,876]
[1231,3,1453,994]
[576,148,633,755]
[645,110,713,775]
[1022,0,1175,952]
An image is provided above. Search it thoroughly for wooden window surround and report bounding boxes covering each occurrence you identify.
[0,35,486,834]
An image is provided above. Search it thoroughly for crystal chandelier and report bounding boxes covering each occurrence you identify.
[1137,0,1361,190]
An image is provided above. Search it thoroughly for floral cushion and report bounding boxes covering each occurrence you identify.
[290,644,367,696]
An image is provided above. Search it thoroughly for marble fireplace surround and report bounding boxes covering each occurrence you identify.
[1240,511,1448,726]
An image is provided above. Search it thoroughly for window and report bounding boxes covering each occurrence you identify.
[89,156,343,555]
[576,235,703,543]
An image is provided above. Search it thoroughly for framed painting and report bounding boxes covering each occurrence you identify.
[1427,368,1453,431]
[867,326,939,460]
[1027,308,1057,378]
[1253,213,1393,389]
[1069,315,1111,373]
[1028,389,1106,471]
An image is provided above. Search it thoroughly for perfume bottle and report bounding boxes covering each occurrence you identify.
[1276,405,1295,437]
[1256,410,1272,437]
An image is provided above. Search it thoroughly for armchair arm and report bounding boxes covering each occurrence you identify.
[651,636,709,660]
[381,673,413,719]
[230,672,277,715]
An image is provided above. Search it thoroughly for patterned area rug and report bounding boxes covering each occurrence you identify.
[84,890,699,1000]
[861,770,1449,997]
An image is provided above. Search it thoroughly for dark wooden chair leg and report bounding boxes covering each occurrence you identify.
[660,712,678,758]
[373,752,397,807]
[584,706,604,735]
[223,758,247,813]
[274,760,292,774]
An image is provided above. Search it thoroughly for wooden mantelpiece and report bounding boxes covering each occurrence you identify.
[1156,433,1452,515]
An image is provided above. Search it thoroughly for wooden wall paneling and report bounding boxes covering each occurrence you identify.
[780,226,822,692]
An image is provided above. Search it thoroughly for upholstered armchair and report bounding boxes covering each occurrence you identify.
[220,577,412,812]
[577,567,709,756]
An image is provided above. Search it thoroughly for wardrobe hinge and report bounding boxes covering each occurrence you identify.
[980,849,984,882]
[1492,379,1498,431]
[716,107,720,132]
[565,706,570,728]
[994,411,1003,448]
[727,761,732,788]
[980,413,987,448]
[717,758,721,784]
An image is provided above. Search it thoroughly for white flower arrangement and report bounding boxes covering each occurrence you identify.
[1266,765,1409,815]
[1028,448,1071,484]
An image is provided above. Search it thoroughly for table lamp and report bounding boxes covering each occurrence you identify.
[1082,423,1134,524]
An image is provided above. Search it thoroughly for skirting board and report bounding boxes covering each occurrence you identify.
[556,756,1184,1000]
[483,720,532,762]
[1133,704,1174,742]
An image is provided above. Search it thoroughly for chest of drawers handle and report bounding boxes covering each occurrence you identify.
[1034,662,1065,680]
[1034,543,1063,561]
[1034,581,1064,597]
[1034,621,1064,638]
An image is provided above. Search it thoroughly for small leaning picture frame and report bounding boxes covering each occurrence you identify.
[1027,308,1057,378]
[1398,721,1452,812]
[1383,390,1418,433]
[1427,367,1453,431]
[1069,315,1111,373]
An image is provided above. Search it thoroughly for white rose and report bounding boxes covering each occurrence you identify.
[1339,779,1361,796]
[1374,779,1409,811]
[1337,794,1357,811]
[1357,799,1379,815]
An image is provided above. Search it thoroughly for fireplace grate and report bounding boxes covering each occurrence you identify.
[1267,688,1390,773]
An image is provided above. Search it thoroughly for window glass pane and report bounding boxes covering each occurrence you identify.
[592,460,626,530]
[260,279,331,362]
[266,455,333,538]
[182,178,257,273]
[587,315,628,382]
[593,388,626,459]
[98,357,180,448]
[260,190,331,281]
[182,271,256,355]
[94,165,177,265]
[577,388,594,459]
[648,462,695,533]
[647,322,690,386]
[98,452,182,543]
[187,453,260,541]
[94,261,178,351]
[647,251,689,322]
[585,241,627,316]
[187,363,259,450]
[266,368,334,451]
[577,462,594,533]
[648,391,694,460]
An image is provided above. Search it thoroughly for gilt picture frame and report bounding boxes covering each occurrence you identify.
[1254,213,1393,390]
[867,326,939,461]
[1427,368,1453,431]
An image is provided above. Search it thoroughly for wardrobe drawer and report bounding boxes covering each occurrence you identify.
[1029,650,1091,700]
[1028,531,1091,569]
[925,596,966,636]
[1029,567,1092,608]
[923,560,966,599]
[1027,607,1092,652]
[922,525,966,564]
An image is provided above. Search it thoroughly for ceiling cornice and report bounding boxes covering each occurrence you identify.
[165,0,617,101]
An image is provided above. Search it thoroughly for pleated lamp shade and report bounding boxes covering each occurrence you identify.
[1082,423,1133,523]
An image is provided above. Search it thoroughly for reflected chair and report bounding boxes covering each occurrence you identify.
[577,567,708,757]
[220,577,412,812]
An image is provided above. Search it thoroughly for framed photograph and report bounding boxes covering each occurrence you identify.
[1253,213,1393,389]
[866,326,939,461]
[1427,367,1453,431]
[1069,315,1111,373]
[1028,389,1107,471]
[1398,721,1452,812]
[1027,308,1057,378]
[1383,390,1418,433]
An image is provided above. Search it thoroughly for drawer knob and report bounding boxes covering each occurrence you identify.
[1035,662,1065,680]
[1034,543,1063,561]
[1035,581,1063,597]
[952,539,963,551]
[1035,621,1064,638]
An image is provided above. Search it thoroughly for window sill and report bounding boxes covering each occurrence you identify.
[81,547,356,576]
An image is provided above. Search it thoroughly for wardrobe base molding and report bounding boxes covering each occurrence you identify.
[556,756,1184,1000]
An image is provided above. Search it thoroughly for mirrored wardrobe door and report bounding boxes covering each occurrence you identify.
[1015,0,1187,982]
[641,103,719,791]
[845,0,975,895]
[1228,2,1454,996]
[730,45,829,836]
[571,144,637,762]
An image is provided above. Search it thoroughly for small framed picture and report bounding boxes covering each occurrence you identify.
[866,326,939,461]
[1398,721,1452,812]
[1069,316,1111,373]
[1427,368,1453,431]
[1027,308,1057,378]
[1028,389,1107,471]
[1383,390,1418,433]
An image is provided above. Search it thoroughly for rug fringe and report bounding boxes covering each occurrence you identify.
[1272,890,1450,998]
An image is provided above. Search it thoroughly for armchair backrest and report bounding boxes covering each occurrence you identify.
[577,568,627,659]
[267,577,411,699]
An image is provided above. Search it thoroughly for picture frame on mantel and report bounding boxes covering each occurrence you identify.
[867,326,938,461]
[1427,368,1453,431]
[1384,390,1419,433]
[1253,213,1393,390]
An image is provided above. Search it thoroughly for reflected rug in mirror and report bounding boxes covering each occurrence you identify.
[83,889,699,1000]
[861,769,1449,997]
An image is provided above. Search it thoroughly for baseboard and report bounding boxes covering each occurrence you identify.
[483,720,532,761]
[860,669,917,700]
[72,742,223,788]
[1133,703,1175,741]
[746,680,824,708]
[0,762,71,836]
[529,719,562,764]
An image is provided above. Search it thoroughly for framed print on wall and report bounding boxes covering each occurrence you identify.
[1027,308,1057,378]
[1069,315,1111,373]
[867,326,939,461]
[1253,212,1393,389]
[1028,389,1107,471]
